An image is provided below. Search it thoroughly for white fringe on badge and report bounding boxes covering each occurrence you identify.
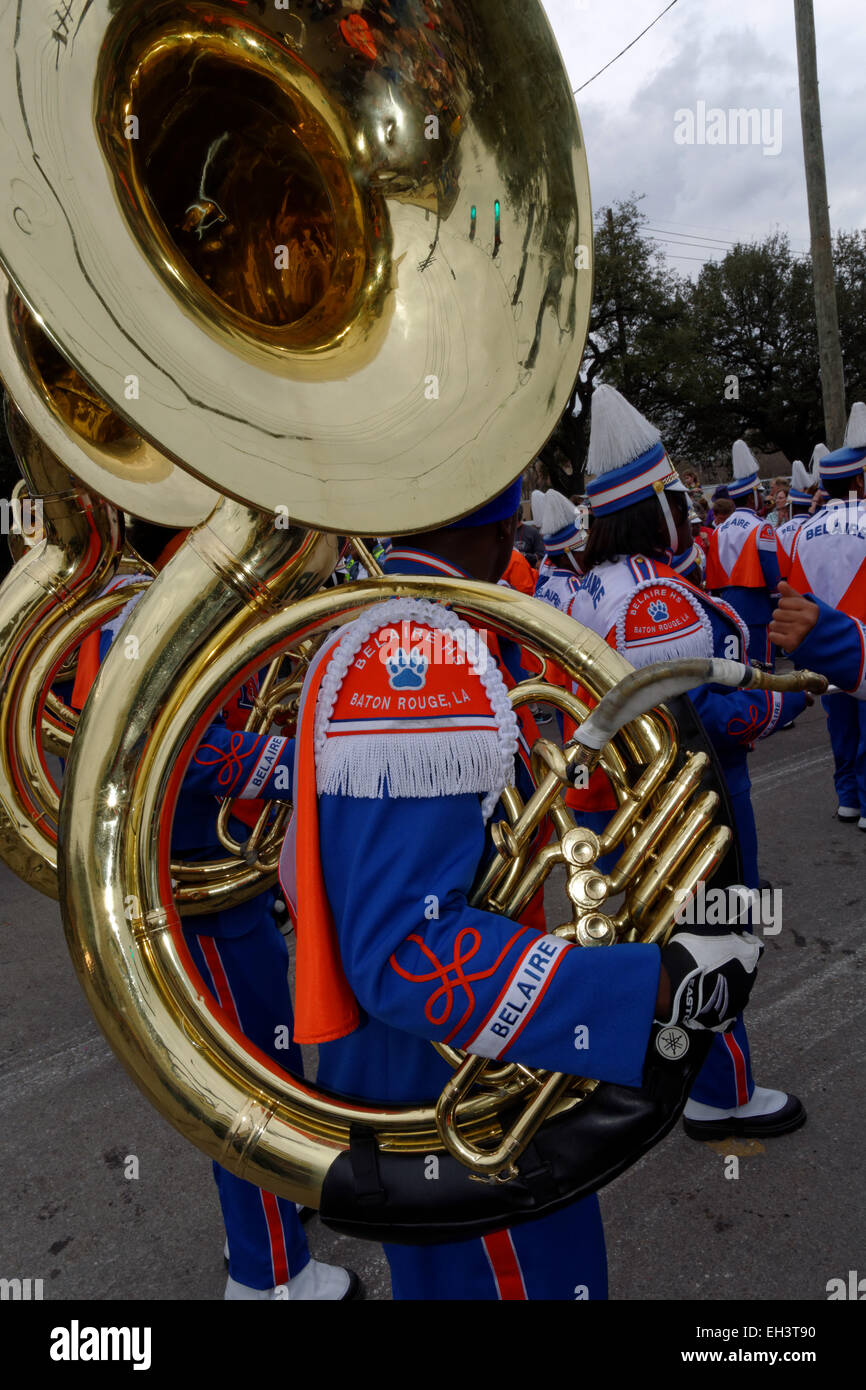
[614,579,714,668]
[317,732,509,808]
[587,385,662,476]
[314,598,519,821]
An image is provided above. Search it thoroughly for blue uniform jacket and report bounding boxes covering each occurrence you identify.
[315,550,661,1104]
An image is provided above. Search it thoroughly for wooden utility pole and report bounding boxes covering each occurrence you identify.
[794,0,847,448]
[607,207,629,392]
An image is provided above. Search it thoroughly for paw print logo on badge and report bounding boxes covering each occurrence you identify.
[386,647,429,691]
[647,599,670,623]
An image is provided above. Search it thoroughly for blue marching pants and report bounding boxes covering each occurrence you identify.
[687,781,757,1108]
[184,909,311,1289]
[384,1196,607,1301]
[745,624,774,670]
[579,788,757,1111]
[823,691,866,817]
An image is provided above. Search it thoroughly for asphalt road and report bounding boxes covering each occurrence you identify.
[0,693,863,1302]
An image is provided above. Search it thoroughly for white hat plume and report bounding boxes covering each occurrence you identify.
[587,385,661,476]
[732,439,759,482]
[844,402,866,449]
[808,443,829,481]
[539,489,578,539]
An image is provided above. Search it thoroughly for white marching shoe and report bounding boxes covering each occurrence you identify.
[683,1085,806,1140]
[225,1258,360,1301]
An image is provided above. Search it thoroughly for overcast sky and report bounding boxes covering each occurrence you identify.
[544,0,864,275]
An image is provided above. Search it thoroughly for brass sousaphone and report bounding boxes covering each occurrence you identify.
[0,1,824,1242]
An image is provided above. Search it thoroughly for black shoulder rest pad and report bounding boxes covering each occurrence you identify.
[320,1026,712,1245]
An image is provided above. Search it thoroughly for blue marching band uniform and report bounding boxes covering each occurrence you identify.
[554,387,807,1134]
[784,408,866,829]
[78,397,866,1299]
[705,440,785,669]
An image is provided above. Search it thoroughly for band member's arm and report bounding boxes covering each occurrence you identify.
[691,683,807,748]
[182,728,295,800]
[319,789,663,1087]
[98,603,298,800]
[770,584,866,699]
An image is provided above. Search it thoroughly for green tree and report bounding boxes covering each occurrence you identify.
[673,233,822,465]
[834,229,866,408]
[538,196,687,491]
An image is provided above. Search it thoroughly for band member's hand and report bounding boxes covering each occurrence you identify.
[657,927,763,1032]
[769,581,820,651]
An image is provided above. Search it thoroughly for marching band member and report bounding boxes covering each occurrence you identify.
[784,406,866,828]
[276,483,762,1300]
[569,386,806,1140]
[78,519,359,1302]
[776,457,820,570]
[501,544,538,596]
[706,440,785,666]
[532,488,590,611]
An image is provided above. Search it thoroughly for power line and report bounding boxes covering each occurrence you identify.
[648,217,746,238]
[647,244,720,264]
[574,0,680,94]
[647,217,812,248]
[640,232,727,254]
[644,227,739,249]
[643,228,814,255]
[644,235,724,255]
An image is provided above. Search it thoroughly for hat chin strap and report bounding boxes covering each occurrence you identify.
[657,489,679,550]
